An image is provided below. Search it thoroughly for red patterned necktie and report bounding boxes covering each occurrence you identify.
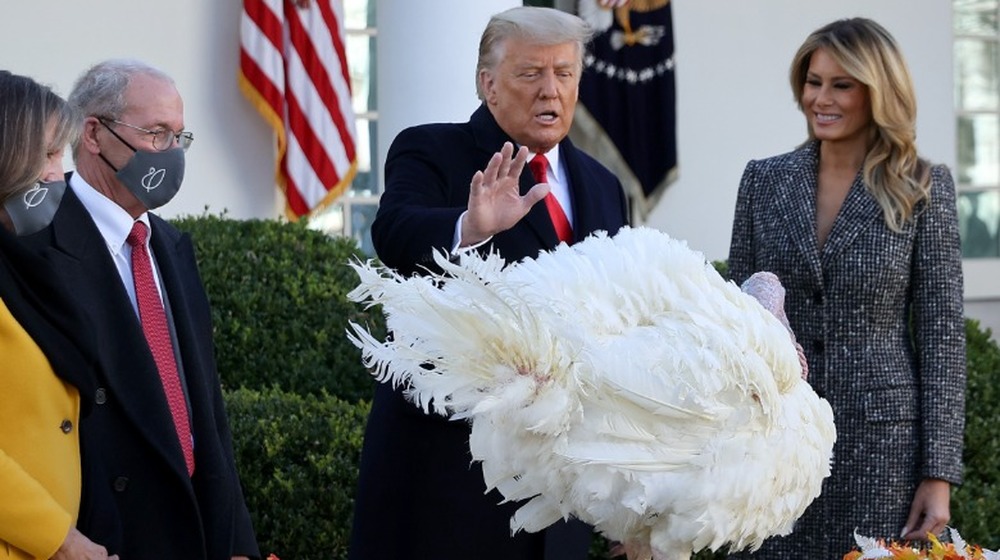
[127,221,195,476]
[528,153,573,243]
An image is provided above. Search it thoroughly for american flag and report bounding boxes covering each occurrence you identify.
[239,0,358,220]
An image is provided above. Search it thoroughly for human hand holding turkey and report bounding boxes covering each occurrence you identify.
[460,142,550,247]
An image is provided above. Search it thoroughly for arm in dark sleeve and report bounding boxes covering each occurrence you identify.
[727,160,759,285]
[910,165,966,484]
[370,126,470,276]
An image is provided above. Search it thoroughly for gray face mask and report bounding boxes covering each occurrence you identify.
[113,147,185,210]
[3,180,66,236]
[99,118,186,210]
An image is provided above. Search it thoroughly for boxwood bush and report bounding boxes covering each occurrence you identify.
[952,318,1000,545]
[172,215,384,402]
[171,216,1000,558]
[224,386,370,560]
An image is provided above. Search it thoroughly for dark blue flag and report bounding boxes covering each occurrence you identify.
[561,0,677,220]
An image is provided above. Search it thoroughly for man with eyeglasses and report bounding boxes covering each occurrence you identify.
[21,59,259,560]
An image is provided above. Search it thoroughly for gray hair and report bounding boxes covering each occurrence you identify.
[476,6,593,101]
[68,59,174,155]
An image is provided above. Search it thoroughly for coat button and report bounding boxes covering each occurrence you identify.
[813,290,824,304]
[113,477,129,492]
[60,419,73,433]
[813,340,825,354]
[95,388,107,405]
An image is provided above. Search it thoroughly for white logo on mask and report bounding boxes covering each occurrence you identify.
[22,183,49,208]
[141,167,166,192]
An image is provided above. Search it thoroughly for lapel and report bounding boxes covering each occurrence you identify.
[772,143,824,285]
[559,138,596,242]
[819,168,882,267]
[470,106,560,248]
[771,142,884,278]
[44,188,191,475]
[0,227,97,400]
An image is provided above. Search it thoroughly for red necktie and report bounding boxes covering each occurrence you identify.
[127,221,195,475]
[529,153,573,243]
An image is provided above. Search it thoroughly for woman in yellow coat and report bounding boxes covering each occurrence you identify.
[0,71,115,559]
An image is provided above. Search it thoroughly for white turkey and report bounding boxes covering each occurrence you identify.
[346,226,836,560]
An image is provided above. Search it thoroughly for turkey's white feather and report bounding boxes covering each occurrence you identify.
[347,226,836,560]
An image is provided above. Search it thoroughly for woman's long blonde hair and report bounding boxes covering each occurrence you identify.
[790,18,930,232]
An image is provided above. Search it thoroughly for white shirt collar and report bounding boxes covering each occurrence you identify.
[69,171,152,255]
[534,144,562,178]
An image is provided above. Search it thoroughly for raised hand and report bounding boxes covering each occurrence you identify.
[460,142,550,247]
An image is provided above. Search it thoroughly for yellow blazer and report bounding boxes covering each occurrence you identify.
[0,296,80,559]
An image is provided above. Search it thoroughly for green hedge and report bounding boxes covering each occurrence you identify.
[172,215,384,402]
[170,216,1000,558]
[952,318,1000,545]
[224,386,370,560]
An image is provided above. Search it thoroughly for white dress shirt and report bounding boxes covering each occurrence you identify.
[69,173,162,316]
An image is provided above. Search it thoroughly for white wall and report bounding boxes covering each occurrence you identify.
[376,0,519,170]
[657,0,955,261]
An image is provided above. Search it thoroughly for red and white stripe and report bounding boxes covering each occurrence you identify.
[239,0,357,219]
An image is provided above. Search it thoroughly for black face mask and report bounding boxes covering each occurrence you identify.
[99,120,185,210]
[3,180,66,235]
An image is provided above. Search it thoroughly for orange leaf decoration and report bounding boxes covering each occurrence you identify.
[844,528,1000,560]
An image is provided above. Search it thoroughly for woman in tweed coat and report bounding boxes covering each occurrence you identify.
[727,18,966,559]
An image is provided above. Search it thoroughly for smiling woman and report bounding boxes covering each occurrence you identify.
[727,17,966,559]
[800,49,871,153]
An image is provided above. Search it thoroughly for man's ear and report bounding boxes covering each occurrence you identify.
[478,70,495,105]
[80,116,103,155]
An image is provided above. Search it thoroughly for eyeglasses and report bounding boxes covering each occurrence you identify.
[98,117,194,152]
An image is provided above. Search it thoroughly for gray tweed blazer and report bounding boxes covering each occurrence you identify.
[727,141,966,558]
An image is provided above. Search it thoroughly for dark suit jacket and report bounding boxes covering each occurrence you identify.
[727,142,966,558]
[0,226,96,400]
[349,105,628,560]
[22,177,259,560]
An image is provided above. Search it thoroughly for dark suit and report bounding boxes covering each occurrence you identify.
[22,177,259,560]
[349,105,628,559]
[0,226,96,400]
[727,142,965,558]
